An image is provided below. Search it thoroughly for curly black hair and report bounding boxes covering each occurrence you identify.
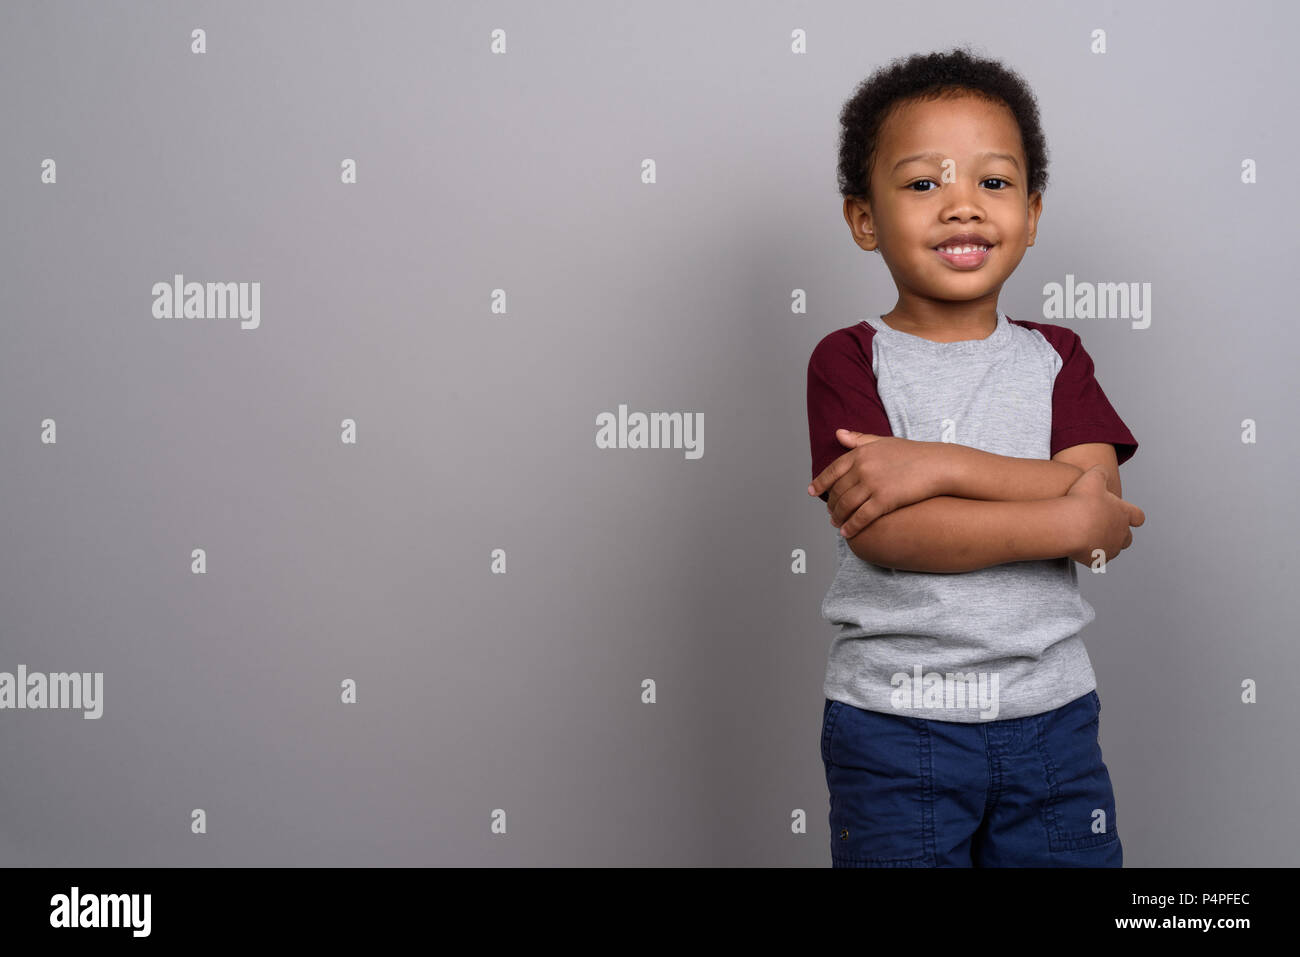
[837,46,1049,205]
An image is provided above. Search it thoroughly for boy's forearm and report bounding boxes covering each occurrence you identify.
[935,443,1084,501]
[845,495,1084,573]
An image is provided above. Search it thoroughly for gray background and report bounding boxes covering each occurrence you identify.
[1,0,1296,866]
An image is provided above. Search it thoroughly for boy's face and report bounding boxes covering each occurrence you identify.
[844,92,1042,310]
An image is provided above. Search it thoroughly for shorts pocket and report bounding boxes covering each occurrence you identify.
[823,700,934,866]
[1036,693,1120,852]
[821,699,840,766]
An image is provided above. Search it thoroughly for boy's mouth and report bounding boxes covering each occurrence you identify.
[933,242,993,269]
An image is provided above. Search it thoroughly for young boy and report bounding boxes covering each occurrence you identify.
[805,48,1146,867]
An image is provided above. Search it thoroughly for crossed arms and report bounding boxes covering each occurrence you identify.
[807,437,1143,574]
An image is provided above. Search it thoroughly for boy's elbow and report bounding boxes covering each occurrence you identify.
[845,528,896,568]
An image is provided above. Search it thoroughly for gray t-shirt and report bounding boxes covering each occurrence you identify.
[806,312,1138,722]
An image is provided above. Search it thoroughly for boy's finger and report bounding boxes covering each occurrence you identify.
[808,457,848,496]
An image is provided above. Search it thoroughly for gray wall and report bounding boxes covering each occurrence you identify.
[0,0,1295,866]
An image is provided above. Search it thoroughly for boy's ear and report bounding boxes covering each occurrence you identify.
[842,197,877,251]
[1025,191,1043,246]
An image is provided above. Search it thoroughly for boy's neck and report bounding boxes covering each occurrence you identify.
[880,306,1000,343]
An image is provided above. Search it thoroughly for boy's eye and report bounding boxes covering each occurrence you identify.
[908,178,1011,192]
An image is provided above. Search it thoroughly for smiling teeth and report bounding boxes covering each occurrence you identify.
[938,244,989,254]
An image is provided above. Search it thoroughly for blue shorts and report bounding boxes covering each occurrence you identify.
[820,689,1122,867]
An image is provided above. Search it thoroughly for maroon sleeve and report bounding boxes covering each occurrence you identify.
[1033,324,1138,466]
[807,326,894,502]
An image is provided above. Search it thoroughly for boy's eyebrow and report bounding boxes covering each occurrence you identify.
[891,150,1022,172]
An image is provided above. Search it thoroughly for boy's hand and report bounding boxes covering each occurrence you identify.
[808,429,950,538]
[1064,466,1146,565]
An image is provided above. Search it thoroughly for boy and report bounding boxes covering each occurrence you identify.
[805,48,1146,867]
